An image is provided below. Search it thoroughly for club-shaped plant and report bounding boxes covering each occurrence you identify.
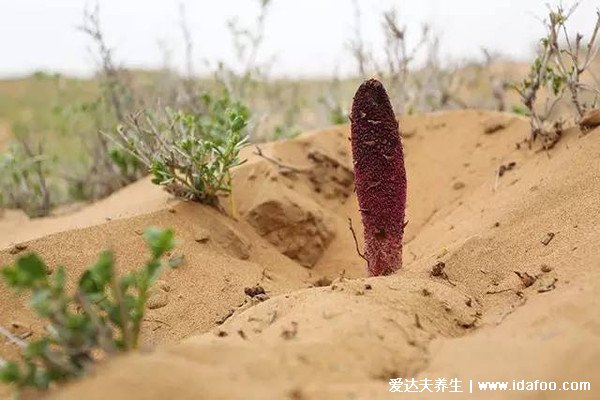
[350,79,407,276]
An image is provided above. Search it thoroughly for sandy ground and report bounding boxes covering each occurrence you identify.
[1,110,599,399]
[0,177,176,249]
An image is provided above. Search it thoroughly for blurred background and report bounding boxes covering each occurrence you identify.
[0,0,598,216]
[1,0,598,77]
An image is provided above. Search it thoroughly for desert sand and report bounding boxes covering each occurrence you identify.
[1,110,599,399]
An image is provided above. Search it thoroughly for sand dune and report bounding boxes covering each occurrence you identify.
[0,177,175,249]
[1,110,599,399]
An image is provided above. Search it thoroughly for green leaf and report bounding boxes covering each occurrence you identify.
[145,260,162,285]
[105,303,123,327]
[119,273,135,292]
[78,270,99,294]
[511,104,529,116]
[90,251,115,284]
[2,253,48,289]
[0,361,22,383]
[231,115,247,132]
[24,339,49,359]
[65,313,90,331]
[79,251,114,294]
[30,289,54,320]
[51,265,67,293]
[143,228,175,258]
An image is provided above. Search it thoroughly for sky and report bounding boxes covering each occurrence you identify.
[0,0,598,78]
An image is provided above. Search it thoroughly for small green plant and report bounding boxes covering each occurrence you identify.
[328,106,349,125]
[272,125,300,140]
[513,4,600,148]
[318,92,348,125]
[0,140,53,218]
[511,104,530,116]
[113,92,250,206]
[0,227,176,390]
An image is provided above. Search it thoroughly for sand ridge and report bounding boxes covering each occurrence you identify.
[1,110,599,399]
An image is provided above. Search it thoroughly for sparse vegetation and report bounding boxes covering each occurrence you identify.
[513,3,600,148]
[346,2,471,115]
[2,2,600,398]
[74,3,143,200]
[0,140,52,217]
[112,92,250,206]
[318,74,349,125]
[0,227,176,391]
[0,1,564,218]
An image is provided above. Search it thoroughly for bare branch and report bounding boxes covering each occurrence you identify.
[348,218,368,264]
[253,145,310,174]
[179,3,194,79]
[0,325,27,349]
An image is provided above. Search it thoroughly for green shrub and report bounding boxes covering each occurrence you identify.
[273,125,300,140]
[0,141,53,217]
[113,92,250,206]
[0,227,176,390]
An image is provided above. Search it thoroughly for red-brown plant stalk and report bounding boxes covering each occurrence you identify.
[350,79,407,276]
